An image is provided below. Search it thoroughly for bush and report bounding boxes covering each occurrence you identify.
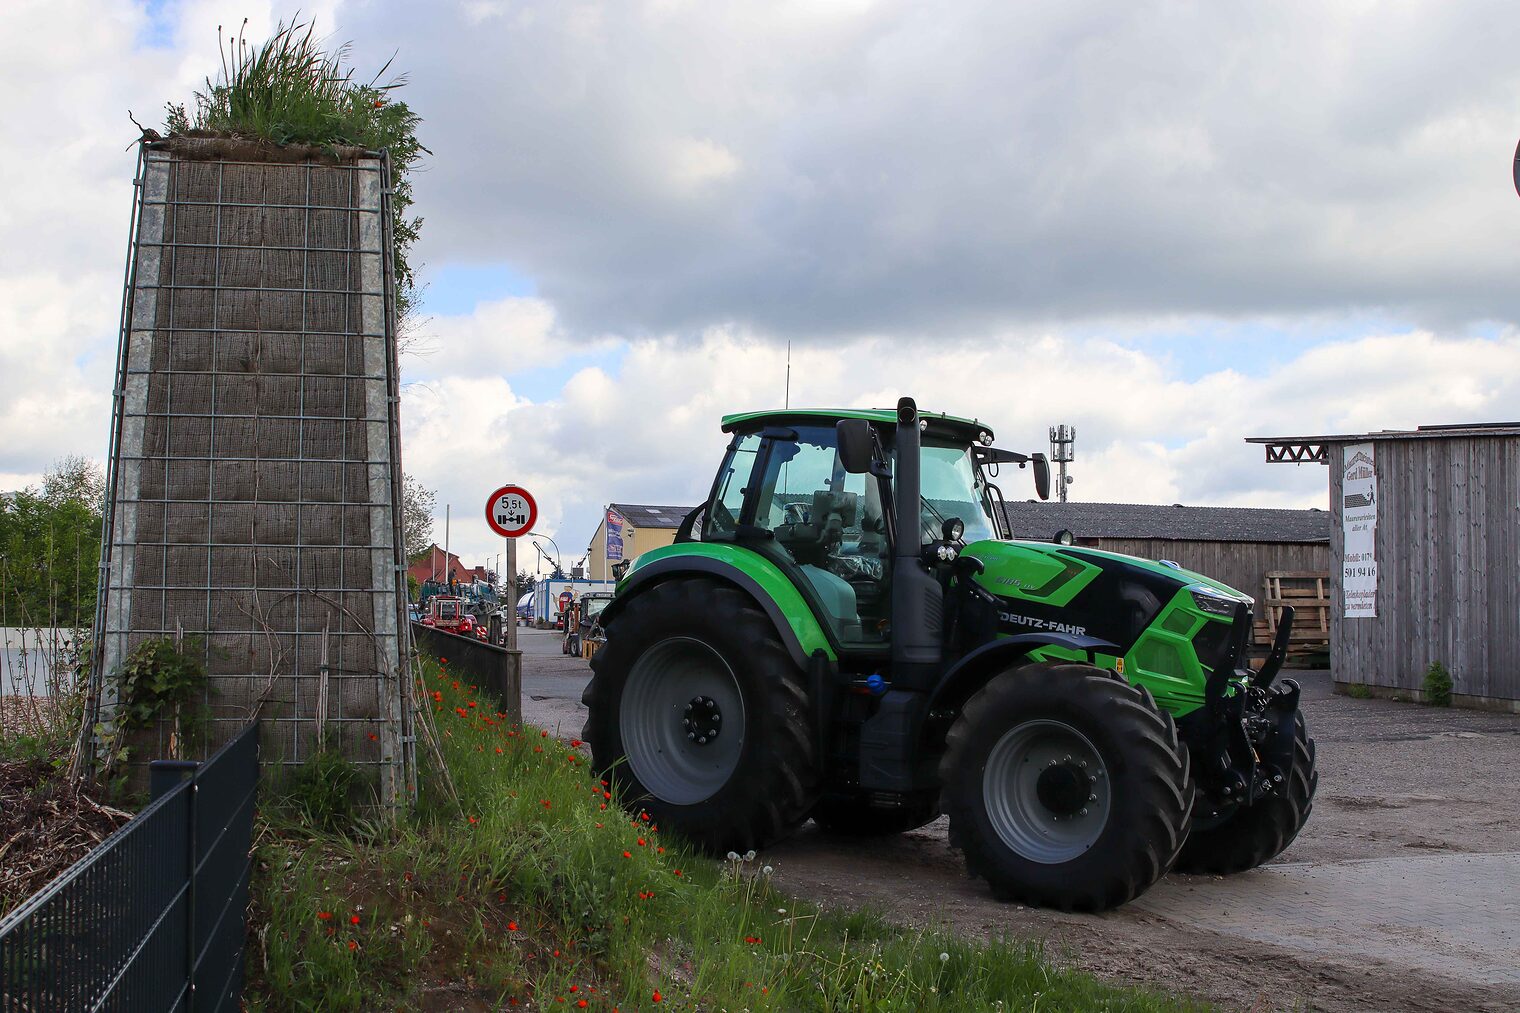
[1422,662,1454,707]
[1346,683,1372,700]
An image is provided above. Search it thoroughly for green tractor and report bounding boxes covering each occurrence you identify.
[583,399,1316,911]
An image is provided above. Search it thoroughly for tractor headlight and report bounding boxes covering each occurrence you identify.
[978,431,993,446]
[1189,586,1237,617]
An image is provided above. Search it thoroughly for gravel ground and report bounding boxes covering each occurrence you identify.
[517,627,1520,1012]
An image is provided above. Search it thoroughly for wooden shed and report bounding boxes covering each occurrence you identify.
[1248,424,1520,711]
[1001,501,1332,660]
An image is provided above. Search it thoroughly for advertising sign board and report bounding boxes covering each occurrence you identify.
[605,507,625,562]
[1341,443,1377,618]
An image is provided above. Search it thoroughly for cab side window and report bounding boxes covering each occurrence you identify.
[704,435,760,540]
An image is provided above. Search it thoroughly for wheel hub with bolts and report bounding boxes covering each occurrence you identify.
[683,695,723,745]
[983,719,1113,862]
[1035,761,1093,817]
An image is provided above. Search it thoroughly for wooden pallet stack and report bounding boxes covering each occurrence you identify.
[1253,570,1330,661]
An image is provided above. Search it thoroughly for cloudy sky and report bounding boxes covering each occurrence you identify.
[5,0,1520,573]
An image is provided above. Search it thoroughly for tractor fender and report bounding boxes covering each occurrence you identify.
[928,633,1120,712]
[598,554,833,670]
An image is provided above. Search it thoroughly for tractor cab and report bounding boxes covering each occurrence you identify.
[685,408,1039,652]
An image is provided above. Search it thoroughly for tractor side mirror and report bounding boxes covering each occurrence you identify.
[1032,453,1051,500]
[836,419,874,474]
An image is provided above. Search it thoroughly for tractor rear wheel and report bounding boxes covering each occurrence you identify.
[941,661,1192,912]
[811,793,939,837]
[581,578,820,853]
[1173,711,1317,875]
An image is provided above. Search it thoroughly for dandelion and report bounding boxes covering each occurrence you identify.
[727,851,740,861]
[744,849,756,861]
[762,865,774,876]
[939,952,950,963]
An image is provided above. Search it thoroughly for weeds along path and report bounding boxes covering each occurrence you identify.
[519,627,1520,1013]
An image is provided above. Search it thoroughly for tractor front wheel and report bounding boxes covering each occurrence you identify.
[581,579,820,854]
[941,662,1192,912]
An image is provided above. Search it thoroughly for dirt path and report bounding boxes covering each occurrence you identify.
[517,628,1520,1011]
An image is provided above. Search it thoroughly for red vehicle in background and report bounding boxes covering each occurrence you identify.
[423,595,466,634]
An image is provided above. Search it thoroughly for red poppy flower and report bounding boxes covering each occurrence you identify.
[622,850,632,858]
[350,915,361,925]
[367,733,378,741]
[541,799,552,808]
[672,869,682,876]
[469,816,478,824]
[541,730,549,738]
[432,691,442,702]
[745,935,761,944]
[652,990,663,1003]
[348,940,358,951]
[637,838,646,846]
[569,985,578,993]
[508,920,519,931]
[577,1002,588,1009]
[317,911,333,920]
[569,738,582,747]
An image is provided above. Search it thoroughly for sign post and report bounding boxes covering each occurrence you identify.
[486,485,538,652]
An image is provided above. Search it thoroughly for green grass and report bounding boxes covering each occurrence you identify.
[245,659,1207,1011]
[164,18,425,319]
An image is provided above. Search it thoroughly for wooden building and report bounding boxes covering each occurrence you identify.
[1248,424,1520,711]
[1001,501,1332,659]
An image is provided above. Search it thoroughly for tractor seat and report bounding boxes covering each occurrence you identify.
[798,564,862,641]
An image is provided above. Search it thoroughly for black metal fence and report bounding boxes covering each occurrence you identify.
[0,723,259,1011]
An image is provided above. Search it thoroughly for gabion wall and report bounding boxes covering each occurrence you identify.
[95,142,413,804]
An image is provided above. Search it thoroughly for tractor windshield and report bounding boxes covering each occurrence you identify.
[920,441,1000,543]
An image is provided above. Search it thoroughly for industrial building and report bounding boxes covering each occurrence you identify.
[585,503,692,580]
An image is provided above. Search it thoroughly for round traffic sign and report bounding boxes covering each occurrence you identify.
[485,485,538,538]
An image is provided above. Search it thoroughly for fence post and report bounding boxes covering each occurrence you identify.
[150,757,200,1011]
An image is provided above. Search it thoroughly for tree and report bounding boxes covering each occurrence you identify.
[402,474,436,560]
[0,459,104,629]
[42,455,106,510]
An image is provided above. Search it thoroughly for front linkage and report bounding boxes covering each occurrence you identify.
[1181,603,1301,821]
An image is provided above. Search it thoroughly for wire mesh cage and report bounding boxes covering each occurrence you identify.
[92,142,415,807]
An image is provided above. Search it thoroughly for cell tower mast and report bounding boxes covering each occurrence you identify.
[1049,425,1076,503]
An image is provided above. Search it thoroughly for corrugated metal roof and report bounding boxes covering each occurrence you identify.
[1248,422,1520,445]
[1001,501,1330,543]
[609,503,696,529]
